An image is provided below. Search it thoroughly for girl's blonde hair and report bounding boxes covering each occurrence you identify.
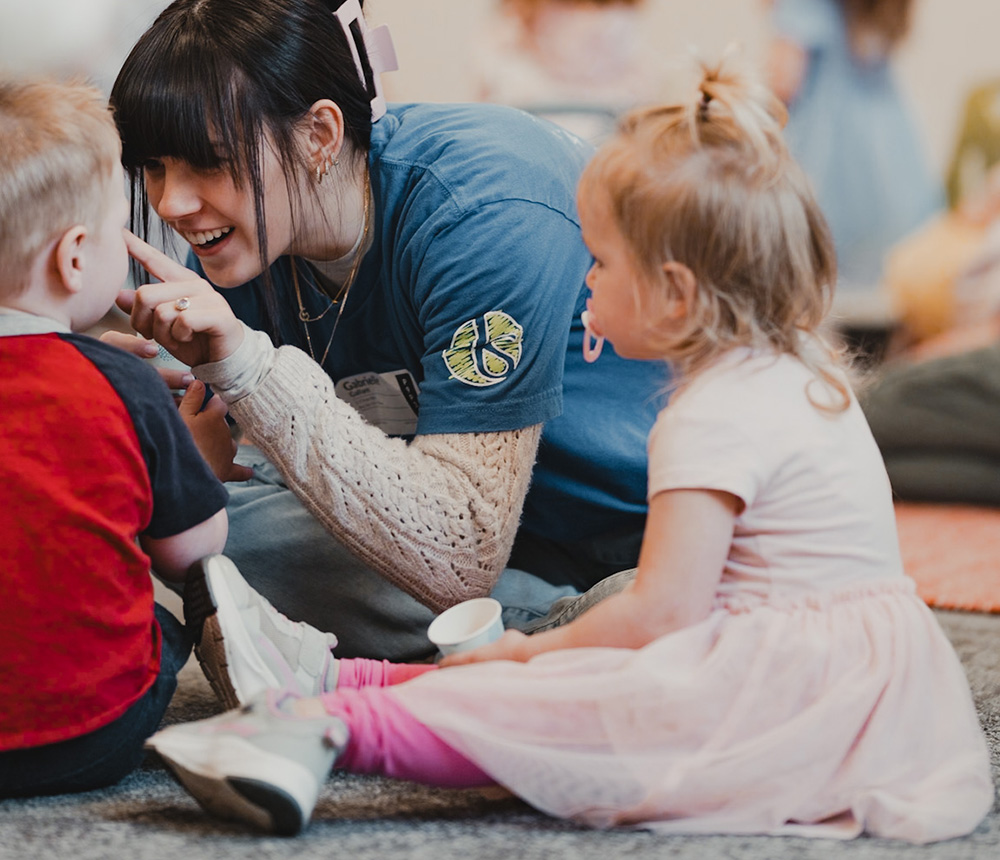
[580,61,848,411]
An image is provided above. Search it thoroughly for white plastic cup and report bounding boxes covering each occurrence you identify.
[427,597,504,656]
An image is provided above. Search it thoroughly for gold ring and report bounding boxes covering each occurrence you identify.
[174,297,191,311]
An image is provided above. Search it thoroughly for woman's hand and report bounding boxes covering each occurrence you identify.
[439,629,534,667]
[120,231,245,368]
[178,380,253,483]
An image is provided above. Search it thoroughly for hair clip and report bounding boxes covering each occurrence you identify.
[334,0,399,122]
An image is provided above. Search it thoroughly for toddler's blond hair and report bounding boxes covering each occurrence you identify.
[0,79,121,297]
[580,62,848,410]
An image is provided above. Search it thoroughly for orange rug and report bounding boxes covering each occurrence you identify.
[895,502,1000,613]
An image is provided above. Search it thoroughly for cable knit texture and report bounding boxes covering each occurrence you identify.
[195,327,540,613]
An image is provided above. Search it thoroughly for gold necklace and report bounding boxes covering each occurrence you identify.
[292,170,371,368]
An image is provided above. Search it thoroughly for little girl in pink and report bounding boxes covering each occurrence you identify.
[148,63,993,843]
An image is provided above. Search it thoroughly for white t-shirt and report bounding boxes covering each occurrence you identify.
[647,349,904,598]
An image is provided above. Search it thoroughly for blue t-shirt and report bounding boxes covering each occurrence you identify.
[194,102,665,544]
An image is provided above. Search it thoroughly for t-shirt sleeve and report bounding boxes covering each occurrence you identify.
[646,390,767,511]
[408,199,587,434]
[771,0,841,49]
[69,336,229,539]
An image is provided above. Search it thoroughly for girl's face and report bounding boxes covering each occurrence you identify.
[578,185,659,360]
[143,143,295,288]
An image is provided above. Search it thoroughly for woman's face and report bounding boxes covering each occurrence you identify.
[143,143,295,288]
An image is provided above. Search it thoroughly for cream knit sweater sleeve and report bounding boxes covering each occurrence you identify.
[195,325,542,613]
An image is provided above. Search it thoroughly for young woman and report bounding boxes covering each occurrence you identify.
[108,0,665,661]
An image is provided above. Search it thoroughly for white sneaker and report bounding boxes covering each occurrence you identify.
[147,690,348,836]
[184,555,339,709]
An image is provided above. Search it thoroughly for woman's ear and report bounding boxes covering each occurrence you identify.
[661,260,697,321]
[53,225,87,295]
[304,99,347,171]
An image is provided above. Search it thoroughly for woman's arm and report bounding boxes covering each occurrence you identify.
[120,232,543,612]
[442,487,738,664]
[200,329,541,613]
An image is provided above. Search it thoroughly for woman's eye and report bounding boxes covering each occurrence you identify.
[142,159,164,174]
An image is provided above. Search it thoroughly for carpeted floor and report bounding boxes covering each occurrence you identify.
[1,607,998,860]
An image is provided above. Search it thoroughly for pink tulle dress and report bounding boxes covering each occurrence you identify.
[390,351,994,842]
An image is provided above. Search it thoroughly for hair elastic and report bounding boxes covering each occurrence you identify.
[334,0,399,122]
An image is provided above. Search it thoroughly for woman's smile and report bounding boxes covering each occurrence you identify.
[183,225,234,251]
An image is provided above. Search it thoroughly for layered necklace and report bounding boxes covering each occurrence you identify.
[291,169,372,368]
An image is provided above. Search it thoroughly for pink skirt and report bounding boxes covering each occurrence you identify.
[390,578,993,842]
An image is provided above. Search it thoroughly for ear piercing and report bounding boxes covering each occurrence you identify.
[315,152,338,184]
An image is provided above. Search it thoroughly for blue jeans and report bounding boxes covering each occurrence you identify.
[222,446,642,661]
[0,604,192,798]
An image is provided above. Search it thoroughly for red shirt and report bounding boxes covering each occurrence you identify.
[0,331,227,750]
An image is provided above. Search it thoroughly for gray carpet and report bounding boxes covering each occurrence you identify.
[1,610,998,860]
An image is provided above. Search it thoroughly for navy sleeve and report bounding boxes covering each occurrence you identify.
[64,334,229,539]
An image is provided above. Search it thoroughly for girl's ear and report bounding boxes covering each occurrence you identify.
[303,98,347,170]
[661,260,697,321]
[53,225,87,295]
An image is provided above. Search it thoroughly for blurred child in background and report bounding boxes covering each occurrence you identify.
[475,0,669,143]
[766,0,940,291]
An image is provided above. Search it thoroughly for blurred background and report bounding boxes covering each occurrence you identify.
[4,0,1000,351]
[0,0,993,174]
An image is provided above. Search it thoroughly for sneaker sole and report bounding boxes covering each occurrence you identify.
[149,733,313,836]
[184,556,283,710]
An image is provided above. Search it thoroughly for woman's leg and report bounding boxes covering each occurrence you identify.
[224,446,438,661]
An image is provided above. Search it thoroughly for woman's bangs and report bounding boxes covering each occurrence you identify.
[113,36,249,176]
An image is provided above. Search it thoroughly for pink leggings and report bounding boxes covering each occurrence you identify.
[319,659,494,788]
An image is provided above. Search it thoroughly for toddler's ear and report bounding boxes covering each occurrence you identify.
[53,225,88,294]
[661,261,697,321]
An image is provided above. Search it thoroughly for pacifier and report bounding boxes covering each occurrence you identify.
[581,299,605,363]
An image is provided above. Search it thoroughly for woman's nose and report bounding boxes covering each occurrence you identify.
[150,164,201,222]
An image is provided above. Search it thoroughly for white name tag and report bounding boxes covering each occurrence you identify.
[335,369,420,436]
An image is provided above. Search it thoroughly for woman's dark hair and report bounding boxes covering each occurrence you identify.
[110,0,375,327]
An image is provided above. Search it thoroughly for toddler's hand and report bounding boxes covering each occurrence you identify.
[178,381,253,483]
[439,629,532,667]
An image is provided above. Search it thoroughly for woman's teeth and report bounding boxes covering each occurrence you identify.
[185,226,233,246]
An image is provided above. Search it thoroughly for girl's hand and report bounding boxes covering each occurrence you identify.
[178,381,253,483]
[439,629,534,667]
[120,231,245,368]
